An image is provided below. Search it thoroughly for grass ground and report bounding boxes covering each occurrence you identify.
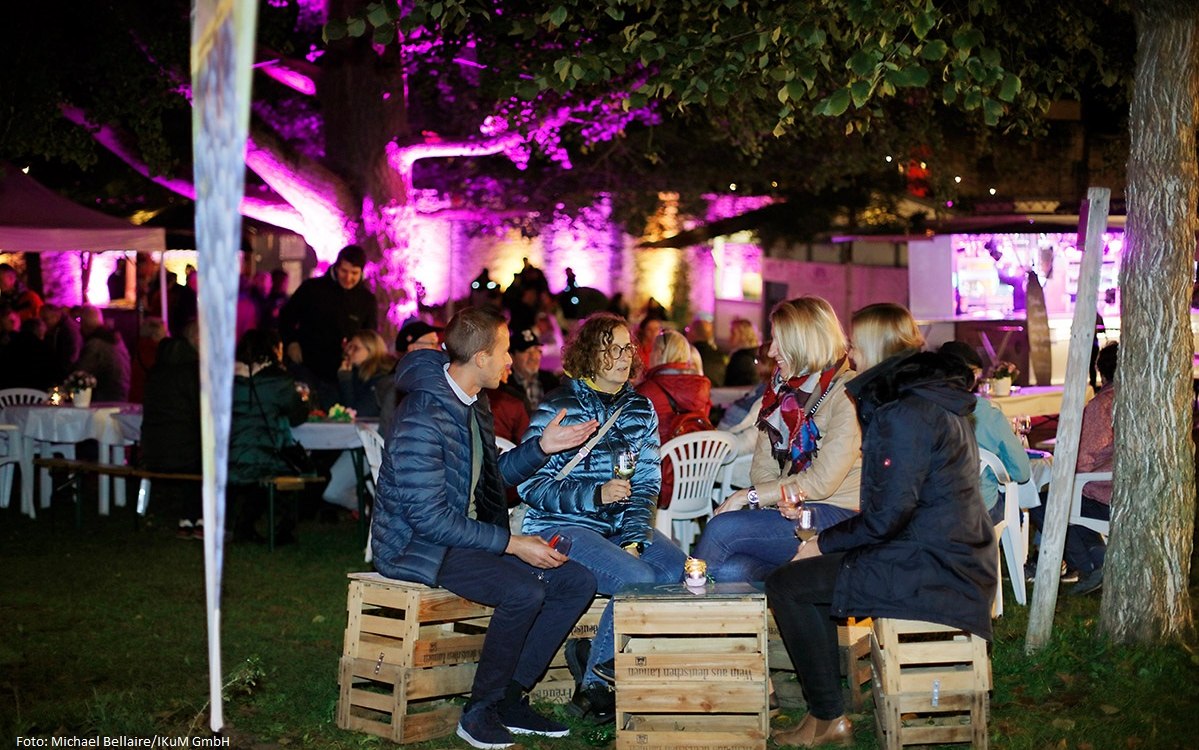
[2,493,1197,749]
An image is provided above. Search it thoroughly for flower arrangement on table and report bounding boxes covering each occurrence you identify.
[62,370,97,395]
[989,361,1020,382]
[310,403,357,422]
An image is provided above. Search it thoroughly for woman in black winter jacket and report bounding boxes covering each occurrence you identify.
[766,303,997,748]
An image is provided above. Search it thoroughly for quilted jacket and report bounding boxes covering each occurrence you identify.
[519,379,660,547]
[371,349,549,584]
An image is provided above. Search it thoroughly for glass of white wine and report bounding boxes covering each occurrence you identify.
[793,500,816,542]
[613,447,637,481]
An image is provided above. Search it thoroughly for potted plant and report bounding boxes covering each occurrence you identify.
[62,370,97,407]
[988,361,1019,397]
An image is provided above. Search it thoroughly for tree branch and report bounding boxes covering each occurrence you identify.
[255,46,321,96]
[60,105,306,234]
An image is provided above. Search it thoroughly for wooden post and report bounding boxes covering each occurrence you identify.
[1025,187,1110,652]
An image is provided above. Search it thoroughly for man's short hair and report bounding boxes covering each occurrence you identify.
[336,244,367,269]
[1096,342,1119,383]
[444,306,507,365]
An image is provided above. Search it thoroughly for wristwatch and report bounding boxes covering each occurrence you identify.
[747,487,760,510]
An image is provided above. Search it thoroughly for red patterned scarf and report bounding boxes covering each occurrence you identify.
[757,358,847,475]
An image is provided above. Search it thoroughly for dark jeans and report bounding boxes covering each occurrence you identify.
[1028,496,1109,573]
[437,546,597,707]
[764,551,847,720]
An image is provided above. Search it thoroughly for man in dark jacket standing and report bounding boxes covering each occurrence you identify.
[372,306,598,750]
[279,244,377,401]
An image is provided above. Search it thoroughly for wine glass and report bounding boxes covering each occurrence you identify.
[612,447,637,480]
[1012,415,1032,449]
[793,501,817,542]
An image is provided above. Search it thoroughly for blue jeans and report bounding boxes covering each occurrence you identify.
[437,546,597,706]
[692,504,857,583]
[1028,496,1109,573]
[537,526,686,687]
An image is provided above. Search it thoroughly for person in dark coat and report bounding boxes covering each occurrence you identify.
[279,244,377,402]
[229,329,311,544]
[141,324,203,538]
[40,303,83,382]
[765,304,996,748]
[74,305,131,402]
[372,306,598,750]
[498,327,560,415]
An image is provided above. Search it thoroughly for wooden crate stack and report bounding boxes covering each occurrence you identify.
[336,572,493,743]
[766,614,873,711]
[613,584,770,750]
[529,596,609,704]
[870,618,991,749]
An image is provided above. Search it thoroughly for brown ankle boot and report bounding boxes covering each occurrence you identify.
[773,713,852,747]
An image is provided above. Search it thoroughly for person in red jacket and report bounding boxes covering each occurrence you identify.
[635,329,712,444]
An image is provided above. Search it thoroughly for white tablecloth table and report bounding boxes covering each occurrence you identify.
[989,385,1093,419]
[0,403,138,518]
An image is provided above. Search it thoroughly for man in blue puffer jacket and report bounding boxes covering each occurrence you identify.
[372,306,599,750]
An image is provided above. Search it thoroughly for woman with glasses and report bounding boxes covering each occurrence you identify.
[692,296,861,583]
[519,312,686,725]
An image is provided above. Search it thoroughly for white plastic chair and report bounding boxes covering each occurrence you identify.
[495,437,517,453]
[0,388,57,518]
[979,448,1027,616]
[0,424,19,513]
[654,431,736,554]
[1069,471,1112,537]
[357,424,385,564]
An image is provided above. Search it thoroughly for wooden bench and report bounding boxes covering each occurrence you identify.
[34,457,318,550]
[32,457,201,527]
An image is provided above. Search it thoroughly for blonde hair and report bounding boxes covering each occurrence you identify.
[650,329,693,369]
[850,303,924,370]
[769,297,847,378]
[352,329,394,380]
[729,318,759,350]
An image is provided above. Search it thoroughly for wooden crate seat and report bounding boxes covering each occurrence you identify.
[766,614,873,711]
[336,572,493,743]
[870,618,991,750]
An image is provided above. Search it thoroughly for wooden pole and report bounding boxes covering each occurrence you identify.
[1025,187,1110,652]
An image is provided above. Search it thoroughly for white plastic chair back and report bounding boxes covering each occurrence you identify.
[713,452,753,504]
[979,448,1027,614]
[1069,471,1112,537]
[357,424,386,563]
[0,388,48,408]
[0,424,19,512]
[654,430,736,553]
[495,437,517,454]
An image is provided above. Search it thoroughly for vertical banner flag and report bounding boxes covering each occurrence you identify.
[191,0,259,732]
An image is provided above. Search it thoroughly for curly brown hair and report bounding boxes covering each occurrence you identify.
[561,312,642,381]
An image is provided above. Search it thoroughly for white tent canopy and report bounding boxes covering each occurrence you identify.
[0,165,165,253]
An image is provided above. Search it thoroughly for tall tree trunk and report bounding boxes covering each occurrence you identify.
[1102,0,1198,643]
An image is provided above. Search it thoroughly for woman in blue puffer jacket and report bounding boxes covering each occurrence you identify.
[520,312,687,723]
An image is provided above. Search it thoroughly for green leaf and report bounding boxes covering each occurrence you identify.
[777,84,790,104]
[606,7,625,21]
[953,27,984,51]
[787,79,806,100]
[367,3,393,27]
[913,11,936,39]
[963,89,983,110]
[554,57,571,81]
[983,97,1004,126]
[850,80,871,108]
[826,87,851,116]
[773,121,787,137]
[998,73,1022,102]
[899,66,930,87]
[848,49,876,77]
[549,6,567,26]
[323,20,346,42]
[942,82,957,104]
[372,25,394,44]
[921,39,947,61]
[980,46,1000,68]
[346,17,367,37]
